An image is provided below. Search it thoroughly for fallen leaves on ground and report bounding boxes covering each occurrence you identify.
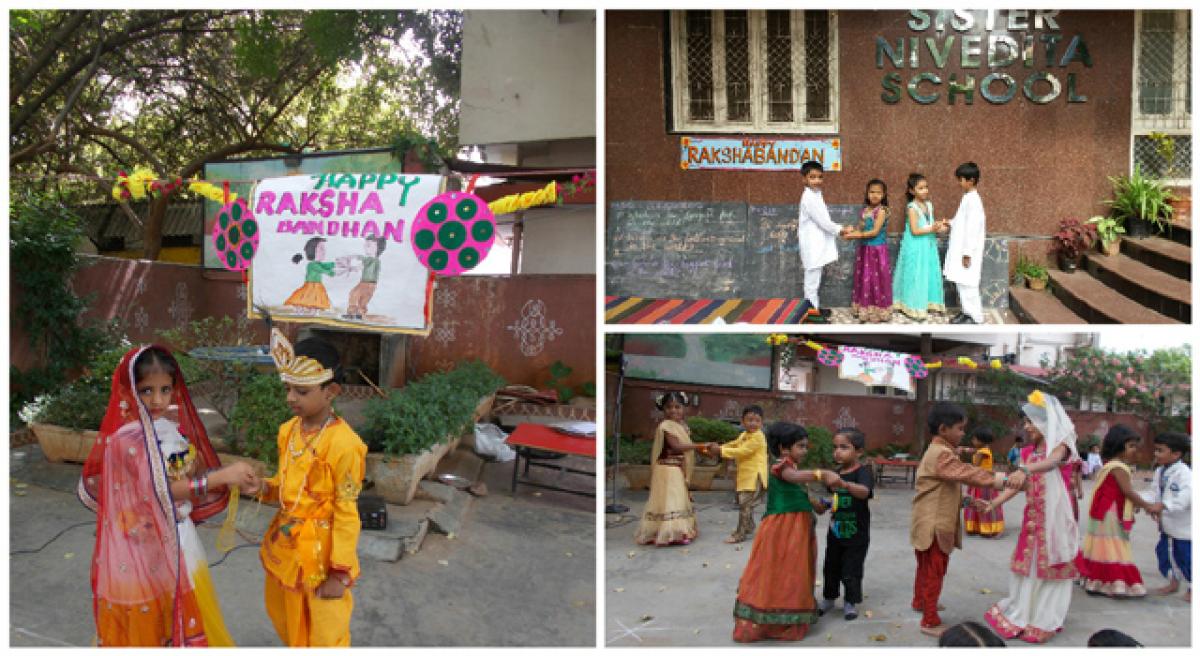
[980,588,992,594]
[615,587,625,593]
[437,559,449,566]
[864,610,874,619]
[565,551,573,557]
[870,634,888,642]
[639,615,653,622]
[64,553,75,559]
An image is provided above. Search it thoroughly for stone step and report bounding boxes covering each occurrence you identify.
[1009,287,1087,324]
[1166,218,1191,247]
[1120,236,1191,281]
[1047,269,1181,324]
[1083,251,1191,322]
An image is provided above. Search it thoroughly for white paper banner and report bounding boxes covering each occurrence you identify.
[837,346,913,393]
[247,173,443,334]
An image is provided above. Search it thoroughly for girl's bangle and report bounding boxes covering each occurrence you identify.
[812,468,823,481]
[1019,465,1031,476]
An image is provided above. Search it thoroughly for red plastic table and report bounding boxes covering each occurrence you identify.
[505,423,596,497]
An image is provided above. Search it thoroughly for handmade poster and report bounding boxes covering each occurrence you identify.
[837,346,913,392]
[247,173,444,334]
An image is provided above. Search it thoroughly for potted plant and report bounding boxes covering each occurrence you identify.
[1015,257,1049,290]
[222,371,291,480]
[686,416,740,490]
[1086,215,1126,257]
[1051,219,1096,272]
[1106,165,1175,238]
[21,345,127,463]
[361,361,505,505]
[614,434,654,490]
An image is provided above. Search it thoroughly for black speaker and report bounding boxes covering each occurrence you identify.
[357,494,387,530]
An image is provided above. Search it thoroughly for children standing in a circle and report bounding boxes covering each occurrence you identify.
[818,428,875,621]
[843,179,893,323]
[892,173,948,320]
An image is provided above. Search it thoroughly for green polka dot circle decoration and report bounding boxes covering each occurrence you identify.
[210,198,259,271]
[410,191,496,276]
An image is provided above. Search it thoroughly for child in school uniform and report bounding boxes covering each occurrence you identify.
[1142,432,1191,602]
[708,405,770,544]
[943,162,987,325]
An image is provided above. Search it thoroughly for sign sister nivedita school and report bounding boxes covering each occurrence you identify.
[248,174,444,335]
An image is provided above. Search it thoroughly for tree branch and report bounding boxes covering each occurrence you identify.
[179,142,297,179]
[79,125,168,172]
[10,10,94,102]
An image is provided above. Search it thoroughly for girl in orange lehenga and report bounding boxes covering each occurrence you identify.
[79,346,256,646]
[634,391,708,546]
[284,237,336,312]
[732,422,846,642]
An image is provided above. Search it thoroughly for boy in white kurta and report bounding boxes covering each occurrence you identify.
[798,161,848,310]
[944,162,986,324]
[1141,432,1191,601]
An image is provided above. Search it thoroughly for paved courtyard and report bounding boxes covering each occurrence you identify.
[10,444,595,647]
[605,476,1190,647]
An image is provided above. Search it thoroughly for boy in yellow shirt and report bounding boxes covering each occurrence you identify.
[708,405,770,543]
[245,329,367,646]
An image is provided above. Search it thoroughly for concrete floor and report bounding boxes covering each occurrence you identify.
[605,476,1191,647]
[10,444,595,647]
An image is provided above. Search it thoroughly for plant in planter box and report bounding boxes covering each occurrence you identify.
[225,372,291,467]
[686,416,740,464]
[1014,257,1048,291]
[545,360,594,403]
[800,425,835,469]
[22,343,131,431]
[1050,219,1096,272]
[1086,215,1125,256]
[157,316,260,420]
[616,434,653,465]
[1106,165,1175,238]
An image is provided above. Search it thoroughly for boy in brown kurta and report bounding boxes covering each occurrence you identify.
[910,402,1025,636]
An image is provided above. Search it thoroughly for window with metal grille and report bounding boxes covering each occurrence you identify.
[1132,10,1191,184]
[669,10,838,133]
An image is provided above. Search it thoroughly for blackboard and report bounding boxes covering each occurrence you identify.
[743,204,802,298]
[606,201,747,299]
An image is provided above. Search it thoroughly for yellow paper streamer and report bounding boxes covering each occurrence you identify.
[488,181,557,216]
[805,341,823,351]
[990,359,1003,369]
[926,361,944,369]
[957,356,978,369]
[189,180,237,204]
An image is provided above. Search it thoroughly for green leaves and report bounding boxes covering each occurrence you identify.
[361,360,504,456]
[227,373,291,467]
[1106,165,1175,231]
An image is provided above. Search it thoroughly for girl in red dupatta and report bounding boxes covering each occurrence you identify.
[77,345,256,646]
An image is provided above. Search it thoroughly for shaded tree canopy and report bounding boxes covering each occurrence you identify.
[10,9,462,257]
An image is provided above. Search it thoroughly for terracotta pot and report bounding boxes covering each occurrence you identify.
[30,423,97,463]
[1101,240,1121,257]
[1027,277,1047,291]
[619,464,652,490]
[689,464,720,491]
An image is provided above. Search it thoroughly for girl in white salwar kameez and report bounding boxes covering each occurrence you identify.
[982,390,1081,644]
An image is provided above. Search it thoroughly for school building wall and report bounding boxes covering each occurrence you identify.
[606,10,1134,238]
[12,256,595,391]
[615,378,1160,466]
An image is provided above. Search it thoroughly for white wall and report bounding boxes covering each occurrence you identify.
[518,205,596,274]
[460,10,596,146]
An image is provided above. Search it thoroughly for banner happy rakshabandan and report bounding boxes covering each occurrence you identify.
[248,174,444,334]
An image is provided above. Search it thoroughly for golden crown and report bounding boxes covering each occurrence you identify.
[270,328,333,386]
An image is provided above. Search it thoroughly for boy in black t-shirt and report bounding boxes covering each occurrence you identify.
[816,427,875,620]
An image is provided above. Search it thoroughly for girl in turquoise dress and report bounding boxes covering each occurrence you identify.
[892,173,947,320]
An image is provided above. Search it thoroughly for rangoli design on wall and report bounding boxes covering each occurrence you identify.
[719,400,741,419]
[438,286,459,311]
[893,422,906,437]
[893,403,905,415]
[833,406,858,429]
[132,306,150,332]
[433,319,459,347]
[167,282,193,327]
[506,299,562,357]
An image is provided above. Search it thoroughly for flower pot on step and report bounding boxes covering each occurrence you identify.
[30,422,97,463]
[1101,240,1121,257]
[367,441,454,506]
[1057,254,1079,273]
[1027,277,1047,291]
[620,464,652,490]
[1127,216,1150,239]
[689,464,720,491]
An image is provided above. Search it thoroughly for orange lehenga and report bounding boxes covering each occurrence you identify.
[78,346,234,647]
[964,447,1005,536]
[732,457,819,642]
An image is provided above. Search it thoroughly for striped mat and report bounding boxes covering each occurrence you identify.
[605,296,809,324]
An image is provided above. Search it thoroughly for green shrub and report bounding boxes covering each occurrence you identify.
[615,434,654,465]
[226,373,291,467]
[361,360,505,456]
[800,425,835,468]
[21,343,131,431]
[687,416,740,444]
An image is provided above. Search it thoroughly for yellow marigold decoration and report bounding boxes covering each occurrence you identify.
[189,179,236,203]
[766,333,789,346]
[957,356,978,369]
[488,181,557,216]
[990,359,1003,370]
[113,166,159,201]
[1028,390,1046,408]
[804,340,823,351]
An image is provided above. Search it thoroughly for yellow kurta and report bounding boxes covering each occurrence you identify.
[720,430,769,492]
[259,416,366,647]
